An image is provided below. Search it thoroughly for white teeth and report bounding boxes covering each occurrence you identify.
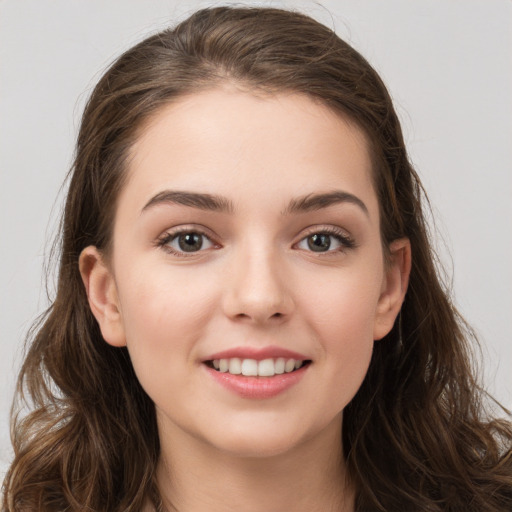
[258,358,275,377]
[241,359,258,376]
[210,357,306,376]
[284,359,296,373]
[274,357,285,374]
[228,358,242,375]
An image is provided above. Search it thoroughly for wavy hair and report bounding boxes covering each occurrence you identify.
[3,6,511,511]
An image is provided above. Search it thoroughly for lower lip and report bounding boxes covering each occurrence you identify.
[204,364,309,399]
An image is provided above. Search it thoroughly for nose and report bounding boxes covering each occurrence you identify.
[222,246,294,324]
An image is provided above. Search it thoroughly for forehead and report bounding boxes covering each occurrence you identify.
[122,87,378,218]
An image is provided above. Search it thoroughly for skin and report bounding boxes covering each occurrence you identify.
[80,86,410,512]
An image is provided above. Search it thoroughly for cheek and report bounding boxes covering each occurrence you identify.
[297,265,382,394]
[300,263,383,340]
[114,262,220,376]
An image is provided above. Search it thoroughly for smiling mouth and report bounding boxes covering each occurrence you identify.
[205,358,311,377]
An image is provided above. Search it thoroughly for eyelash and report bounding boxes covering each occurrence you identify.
[294,226,356,254]
[156,225,356,257]
[155,226,218,258]
[156,227,217,257]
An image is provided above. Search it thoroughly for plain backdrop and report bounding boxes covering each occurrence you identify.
[1,0,511,474]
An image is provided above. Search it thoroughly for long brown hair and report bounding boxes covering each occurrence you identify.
[3,7,511,511]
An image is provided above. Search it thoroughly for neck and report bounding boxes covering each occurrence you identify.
[155,416,354,512]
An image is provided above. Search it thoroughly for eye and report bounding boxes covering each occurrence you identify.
[296,230,354,253]
[158,230,215,255]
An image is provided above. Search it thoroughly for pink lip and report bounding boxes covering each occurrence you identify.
[204,345,309,362]
[204,363,309,399]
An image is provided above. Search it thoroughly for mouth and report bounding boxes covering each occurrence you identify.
[204,357,312,377]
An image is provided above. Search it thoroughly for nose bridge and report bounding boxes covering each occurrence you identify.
[223,236,293,323]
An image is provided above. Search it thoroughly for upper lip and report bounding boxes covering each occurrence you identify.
[203,346,310,362]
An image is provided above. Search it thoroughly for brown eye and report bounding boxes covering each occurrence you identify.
[307,234,331,252]
[177,233,204,252]
[296,229,355,254]
[161,230,215,254]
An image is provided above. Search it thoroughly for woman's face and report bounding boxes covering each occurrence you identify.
[81,87,409,458]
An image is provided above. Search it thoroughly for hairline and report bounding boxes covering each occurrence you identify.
[99,79,388,261]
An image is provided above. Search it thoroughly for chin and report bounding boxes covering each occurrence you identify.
[203,412,337,460]
[214,432,305,459]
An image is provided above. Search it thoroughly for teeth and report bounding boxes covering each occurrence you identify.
[219,359,229,373]
[228,358,242,375]
[241,359,258,376]
[211,357,306,377]
[258,358,275,377]
[284,359,296,373]
[274,357,285,374]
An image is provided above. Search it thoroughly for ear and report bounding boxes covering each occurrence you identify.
[79,246,126,347]
[373,238,411,341]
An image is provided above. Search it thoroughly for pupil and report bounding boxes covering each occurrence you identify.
[178,233,202,252]
[308,234,331,252]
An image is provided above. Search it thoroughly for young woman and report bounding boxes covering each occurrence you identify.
[2,6,511,512]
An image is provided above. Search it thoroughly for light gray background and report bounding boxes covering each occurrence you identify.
[1,0,511,475]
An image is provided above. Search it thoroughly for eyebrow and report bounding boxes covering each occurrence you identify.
[141,189,368,217]
[283,191,369,217]
[141,190,234,214]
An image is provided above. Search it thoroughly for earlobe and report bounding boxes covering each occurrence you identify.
[373,238,411,341]
[79,246,126,347]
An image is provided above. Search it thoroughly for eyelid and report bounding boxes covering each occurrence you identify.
[156,224,220,256]
[294,225,356,252]
[155,224,355,256]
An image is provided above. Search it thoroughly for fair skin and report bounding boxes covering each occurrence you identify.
[80,86,410,512]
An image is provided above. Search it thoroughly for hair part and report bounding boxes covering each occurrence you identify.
[3,6,511,511]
